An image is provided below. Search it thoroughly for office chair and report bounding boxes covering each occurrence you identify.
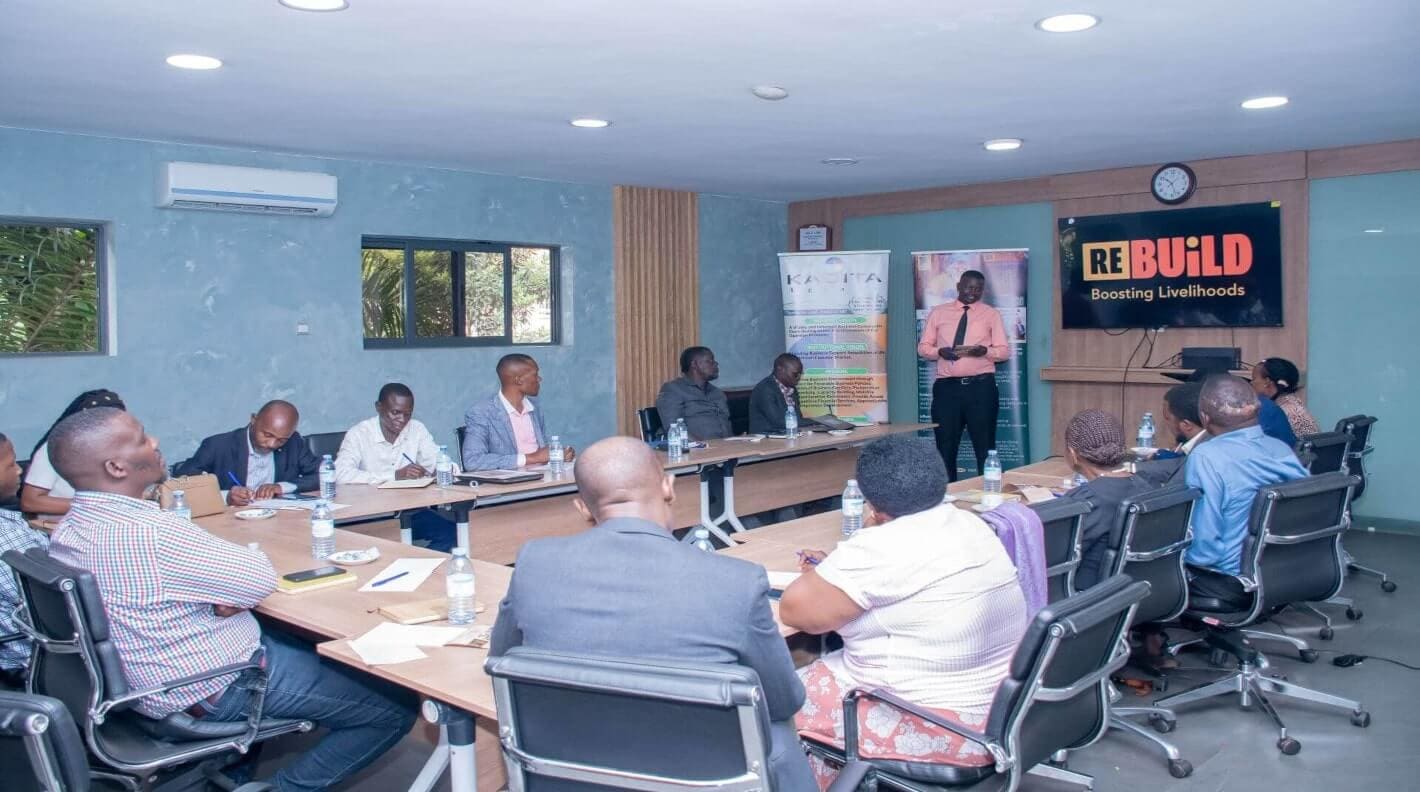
[3,548,312,791]
[0,631,27,689]
[1,690,274,792]
[487,648,777,792]
[303,430,346,461]
[454,425,467,465]
[1295,431,1350,475]
[805,575,1150,792]
[1155,472,1371,755]
[636,406,664,443]
[1334,415,1394,592]
[1029,499,1089,604]
[1094,485,1199,778]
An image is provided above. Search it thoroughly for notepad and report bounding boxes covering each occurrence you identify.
[378,597,486,625]
[357,558,445,592]
[251,499,351,512]
[377,477,434,489]
[765,571,800,589]
[275,570,357,595]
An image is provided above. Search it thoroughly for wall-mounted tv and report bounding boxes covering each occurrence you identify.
[1059,202,1283,329]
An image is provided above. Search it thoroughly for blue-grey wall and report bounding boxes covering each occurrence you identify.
[842,203,1057,460]
[0,126,621,457]
[698,194,788,388]
[1309,169,1420,524]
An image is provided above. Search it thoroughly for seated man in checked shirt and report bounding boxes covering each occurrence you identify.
[45,407,415,792]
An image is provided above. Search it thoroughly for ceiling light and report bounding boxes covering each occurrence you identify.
[821,158,859,166]
[279,0,349,10]
[984,138,1023,151]
[166,54,223,70]
[1363,228,1385,234]
[751,85,789,101]
[1241,96,1289,110]
[1035,13,1099,33]
[569,118,610,128]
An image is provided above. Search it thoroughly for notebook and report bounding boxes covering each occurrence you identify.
[377,477,434,489]
[275,570,358,595]
[460,470,544,484]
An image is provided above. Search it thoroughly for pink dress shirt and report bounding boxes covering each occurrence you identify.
[500,393,541,462]
[917,301,1011,378]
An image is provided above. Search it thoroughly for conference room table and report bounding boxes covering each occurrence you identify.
[211,454,1073,792]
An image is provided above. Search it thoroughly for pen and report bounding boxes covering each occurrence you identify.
[370,570,409,588]
[226,471,242,489]
[795,551,821,566]
[401,453,417,467]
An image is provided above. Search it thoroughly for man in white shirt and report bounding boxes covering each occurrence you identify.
[336,383,456,552]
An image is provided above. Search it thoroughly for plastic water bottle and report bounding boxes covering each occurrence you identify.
[841,479,864,537]
[319,454,336,499]
[310,499,335,560]
[435,445,454,488]
[168,490,192,521]
[983,450,1004,507]
[446,548,476,625]
[785,406,799,439]
[692,528,714,552]
[676,419,690,454]
[548,435,564,476]
[667,420,684,462]
[1137,413,1156,449]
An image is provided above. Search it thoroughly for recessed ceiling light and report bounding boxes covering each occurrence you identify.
[1035,13,1099,33]
[984,138,1023,151]
[279,0,349,10]
[1363,228,1385,234]
[821,158,859,166]
[751,85,790,101]
[569,118,611,128]
[165,54,223,70]
[1241,96,1289,110]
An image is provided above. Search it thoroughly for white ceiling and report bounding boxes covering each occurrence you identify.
[3,0,1418,201]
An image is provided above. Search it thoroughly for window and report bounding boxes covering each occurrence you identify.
[0,221,105,355]
[362,237,558,347]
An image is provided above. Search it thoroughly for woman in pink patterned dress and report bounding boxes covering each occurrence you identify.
[779,436,1028,790]
[1252,358,1320,438]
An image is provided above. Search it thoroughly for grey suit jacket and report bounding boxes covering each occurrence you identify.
[461,391,547,471]
[490,517,815,792]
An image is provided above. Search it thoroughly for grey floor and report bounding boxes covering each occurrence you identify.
[263,530,1420,792]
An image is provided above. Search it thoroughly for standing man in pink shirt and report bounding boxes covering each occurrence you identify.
[916,270,1010,480]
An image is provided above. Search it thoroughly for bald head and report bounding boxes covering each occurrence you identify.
[249,400,300,454]
[1199,374,1260,434]
[50,407,166,498]
[573,436,674,525]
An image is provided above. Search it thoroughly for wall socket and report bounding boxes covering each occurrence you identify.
[296,321,310,335]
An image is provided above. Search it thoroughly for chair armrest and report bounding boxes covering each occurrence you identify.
[0,631,24,647]
[841,688,1009,772]
[96,660,262,719]
[826,760,874,792]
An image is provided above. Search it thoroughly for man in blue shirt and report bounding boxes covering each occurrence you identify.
[1185,375,1308,605]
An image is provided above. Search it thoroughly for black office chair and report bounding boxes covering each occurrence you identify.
[1155,472,1371,756]
[3,548,311,790]
[487,648,777,792]
[303,431,346,460]
[1029,499,1089,604]
[1295,431,1350,475]
[0,631,28,689]
[453,425,468,465]
[807,575,1150,792]
[1095,485,1199,778]
[1334,415,1394,592]
[636,406,664,443]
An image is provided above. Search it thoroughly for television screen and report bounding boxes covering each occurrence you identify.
[1058,202,1283,329]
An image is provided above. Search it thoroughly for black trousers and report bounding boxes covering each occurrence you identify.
[930,375,999,482]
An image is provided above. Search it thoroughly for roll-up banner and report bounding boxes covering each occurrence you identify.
[778,251,891,424]
[913,249,1031,472]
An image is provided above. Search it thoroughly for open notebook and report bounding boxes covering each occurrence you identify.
[377,477,434,489]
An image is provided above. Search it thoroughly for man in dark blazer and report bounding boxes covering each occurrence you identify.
[748,353,805,435]
[490,436,815,792]
[174,400,319,506]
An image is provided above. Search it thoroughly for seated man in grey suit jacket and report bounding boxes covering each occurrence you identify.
[489,436,815,792]
[462,354,575,471]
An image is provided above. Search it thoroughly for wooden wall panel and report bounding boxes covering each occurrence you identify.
[613,186,699,435]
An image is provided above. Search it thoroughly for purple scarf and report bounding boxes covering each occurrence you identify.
[981,501,1048,618]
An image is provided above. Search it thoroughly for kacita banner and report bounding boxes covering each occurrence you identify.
[778,251,891,424]
[914,249,1031,472]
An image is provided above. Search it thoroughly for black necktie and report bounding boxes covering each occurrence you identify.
[952,305,970,347]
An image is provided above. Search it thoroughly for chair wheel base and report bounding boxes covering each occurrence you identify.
[1168,759,1193,779]
[1299,650,1319,663]
[1346,607,1364,620]
[1381,581,1397,593]
[1149,713,1176,733]
[1352,710,1372,728]
[1277,737,1301,755]
[1319,627,1334,640]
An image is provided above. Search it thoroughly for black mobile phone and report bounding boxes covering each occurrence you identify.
[283,566,344,584]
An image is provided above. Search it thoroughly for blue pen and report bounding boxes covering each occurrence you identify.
[370,570,409,588]
[401,453,418,467]
[795,551,821,567]
[226,471,242,489]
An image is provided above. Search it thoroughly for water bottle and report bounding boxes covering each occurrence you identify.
[677,419,690,454]
[168,490,192,521]
[435,445,454,488]
[310,499,335,560]
[841,479,864,537]
[784,406,799,439]
[319,454,336,499]
[667,420,684,462]
[446,548,476,625]
[1137,413,1156,449]
[548,435,564,475]
[983,450,1004,507]
[692,528,714,552]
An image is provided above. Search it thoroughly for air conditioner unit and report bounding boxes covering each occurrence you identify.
[157,162,338,217]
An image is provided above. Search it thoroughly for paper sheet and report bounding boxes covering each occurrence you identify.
[347,641,426,666]
[357,621,468,647]
[766,570,800,589]
[358,558,446,592]
[250,499,351,512]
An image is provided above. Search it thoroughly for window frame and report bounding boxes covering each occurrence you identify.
[361,235,561,349]
[0,217,109,358]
